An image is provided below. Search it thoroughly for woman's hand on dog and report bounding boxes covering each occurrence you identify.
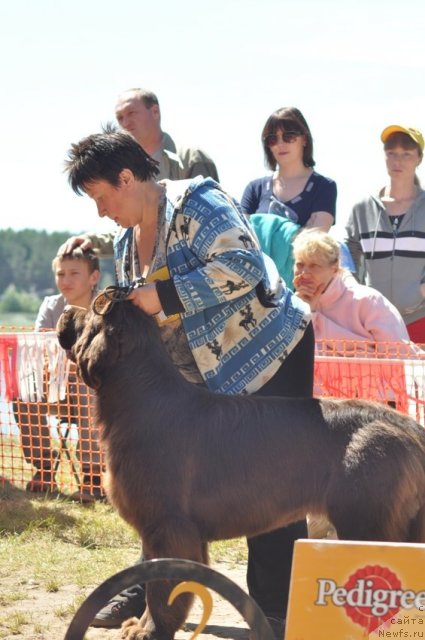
[127,283,162,315]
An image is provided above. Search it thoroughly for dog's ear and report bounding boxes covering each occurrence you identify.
[56,306,88,354]
[76,333,106,389]
[75,317,123,390]
[72,302,149,390]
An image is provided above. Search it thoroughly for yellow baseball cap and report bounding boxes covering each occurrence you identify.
[381,125,424,151]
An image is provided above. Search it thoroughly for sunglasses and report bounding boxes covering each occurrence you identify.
[264,131,301,146]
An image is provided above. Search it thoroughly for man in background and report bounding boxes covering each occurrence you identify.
[115,87,219,181]
[59,90,220,258]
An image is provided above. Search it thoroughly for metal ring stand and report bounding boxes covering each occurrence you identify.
[64,558,275,640]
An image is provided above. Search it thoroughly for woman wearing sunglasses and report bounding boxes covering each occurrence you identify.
[241,107,336,231]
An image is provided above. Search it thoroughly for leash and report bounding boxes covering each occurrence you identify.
[92,278,145,316]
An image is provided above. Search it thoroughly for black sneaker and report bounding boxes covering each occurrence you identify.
[90,592,146,628]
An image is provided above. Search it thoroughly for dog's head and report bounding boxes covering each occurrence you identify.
[56,292,159,391]
[56,293,162,390]
[57,305,96,386]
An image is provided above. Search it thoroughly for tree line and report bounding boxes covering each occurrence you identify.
[0,229,114,312]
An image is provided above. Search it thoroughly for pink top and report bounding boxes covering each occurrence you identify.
[312,272,415,356]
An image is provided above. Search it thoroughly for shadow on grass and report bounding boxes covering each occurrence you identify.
[0,478,78,535]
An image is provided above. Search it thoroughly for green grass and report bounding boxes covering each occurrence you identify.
[0,480,247,570]
[0,480,139,568]
[0,482,139,637]
[0,480,248,638]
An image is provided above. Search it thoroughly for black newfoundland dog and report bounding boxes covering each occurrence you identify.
[57,290,425,640]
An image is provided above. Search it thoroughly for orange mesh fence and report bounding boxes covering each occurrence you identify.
[315,339,425,424]
[1,330,425,496]
[0,327,104,498]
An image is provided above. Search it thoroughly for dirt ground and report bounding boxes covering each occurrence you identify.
[1,562,253,640]
[3,517,337,640]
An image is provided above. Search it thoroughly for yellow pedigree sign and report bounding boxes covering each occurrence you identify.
[285,539,425,640]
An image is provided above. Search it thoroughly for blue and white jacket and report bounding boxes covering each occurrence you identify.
[115,177,311,395]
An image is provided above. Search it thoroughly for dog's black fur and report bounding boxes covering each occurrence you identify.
[57,300,425,640]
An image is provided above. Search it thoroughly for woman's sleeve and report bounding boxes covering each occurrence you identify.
[362,293,410,343]
[345,207,364,279]
[158,187,267,315]
[313,178,337,217]
[313,311,368,343]
[87,231,115,256]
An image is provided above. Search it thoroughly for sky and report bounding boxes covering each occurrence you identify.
[1,0,424,240]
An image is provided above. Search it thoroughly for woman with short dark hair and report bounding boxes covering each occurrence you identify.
[64,126,315,637]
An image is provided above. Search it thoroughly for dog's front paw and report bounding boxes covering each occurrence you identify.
[121,616,148,639]
[121,616,171,640]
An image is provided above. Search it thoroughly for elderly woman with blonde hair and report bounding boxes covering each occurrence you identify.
[293,228,420,540]
[292,228,414,355]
